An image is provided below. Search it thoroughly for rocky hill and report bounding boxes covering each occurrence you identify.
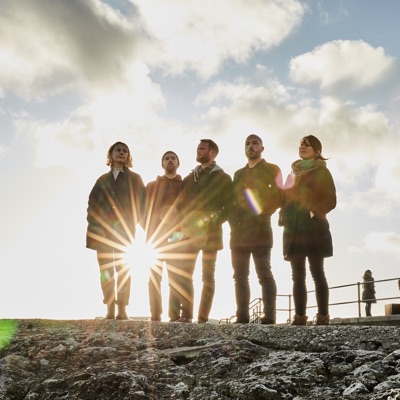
[0,319,399,399]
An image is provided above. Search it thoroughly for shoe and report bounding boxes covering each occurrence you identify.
[197,318,207,324]
[175,317,192,323]
[150,316,161,322]
[315,313,330,325]
[233,318,249,324]
[291,314,308,325]
[260,314,275,325]
[116,305,129,320]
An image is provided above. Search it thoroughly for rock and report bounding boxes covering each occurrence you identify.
[0,320,399,399]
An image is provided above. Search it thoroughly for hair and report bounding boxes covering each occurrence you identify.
[363,270,372,278]
[246,134,263,146]
[301,135,328,161]
[161,150,180,166]
[106,141,133,168]
[200,139,219,155]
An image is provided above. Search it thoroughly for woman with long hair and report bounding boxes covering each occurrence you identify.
[280,135,336,325]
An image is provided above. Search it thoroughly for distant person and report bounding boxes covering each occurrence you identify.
[143,151,183,322]
[362,269,376,317]
[280,135,336,326]
[178,139,232,323]
[86,142,145,320]
[229,134,283,324]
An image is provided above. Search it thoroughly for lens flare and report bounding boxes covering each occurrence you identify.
[0,320,18,350]
[243,188,263,215]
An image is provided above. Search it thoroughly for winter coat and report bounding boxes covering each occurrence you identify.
[229,159,283,248]
[281,163,336,260]
[143,175,183,246]
[86,168,145,251]
[179,163,232,251]
[362,275,377,303]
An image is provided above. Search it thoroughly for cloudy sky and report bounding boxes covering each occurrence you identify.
[1,0,400,322]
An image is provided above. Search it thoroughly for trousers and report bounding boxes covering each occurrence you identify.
[231,246,277,322]
[97,249,131,306]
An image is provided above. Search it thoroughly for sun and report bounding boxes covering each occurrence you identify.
[123,228,160,269]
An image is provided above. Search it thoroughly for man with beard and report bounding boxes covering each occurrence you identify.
[177,139,232,323]
[229,134,282,324]
[143,151,183,322]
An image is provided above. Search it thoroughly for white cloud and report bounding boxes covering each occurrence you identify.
[0,0,141,98]
[133,0,305,78]
[364,231,400,254]
[289,40,396,91]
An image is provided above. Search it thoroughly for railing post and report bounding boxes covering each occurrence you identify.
[357,281,361,318]
[288,294,292,324]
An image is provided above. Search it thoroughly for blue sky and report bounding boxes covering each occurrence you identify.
[1,0,400,321]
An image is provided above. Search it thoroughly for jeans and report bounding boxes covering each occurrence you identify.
[290,256,329,316]
[231,246,277,321]
[179,248,217,321]
[97,249,131,306]
[148,258,181,321]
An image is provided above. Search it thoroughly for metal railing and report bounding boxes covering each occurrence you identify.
[219,277,400,324]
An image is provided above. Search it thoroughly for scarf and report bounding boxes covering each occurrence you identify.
[291,159,326,180]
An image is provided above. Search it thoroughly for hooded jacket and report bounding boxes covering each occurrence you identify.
[143,174,183,246]
[179,163,232,251]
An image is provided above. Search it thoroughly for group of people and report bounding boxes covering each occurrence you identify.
[86,134,337,325]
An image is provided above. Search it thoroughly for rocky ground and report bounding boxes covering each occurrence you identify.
[0,319,399,399]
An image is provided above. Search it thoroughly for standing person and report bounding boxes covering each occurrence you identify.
[229,134,283,324]
[143,151,183,322]
[280,135,336,326]
[178,139,232,323]
[86,141,145,320]
[362,269,376,317]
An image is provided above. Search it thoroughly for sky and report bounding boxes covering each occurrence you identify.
[1,0,400,323]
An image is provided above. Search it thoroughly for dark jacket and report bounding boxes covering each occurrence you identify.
[86,168,145,251]
[229,159,283,248]
[281,165,336,260]
[143,175,183,246]
[180,163,232,251]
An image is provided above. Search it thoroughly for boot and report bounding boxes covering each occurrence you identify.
[291,314,308,325]
[105,303,115,320]
[315,313,330,325]
[116,304,129,320]
[260,314,275,325]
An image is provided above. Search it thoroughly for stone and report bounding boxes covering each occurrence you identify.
[0,320,399,399]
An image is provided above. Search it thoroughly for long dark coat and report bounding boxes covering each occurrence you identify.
[362,274,377,303]
[281,165,336,260]
[86,168,145,251]
[179,164,232,251]
[229,159,283,248]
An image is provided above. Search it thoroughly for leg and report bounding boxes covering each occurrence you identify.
[177,247,198,320]
[231,247,251,323]
[308,256,329,316]
[290,257,307,316]
[365,302,372,316]
[166,259,181,321]
[197,250,218,322]
[253,247,277,323]
[114,253,131,319]
[149,260,163,321]
[97,250,116,318]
